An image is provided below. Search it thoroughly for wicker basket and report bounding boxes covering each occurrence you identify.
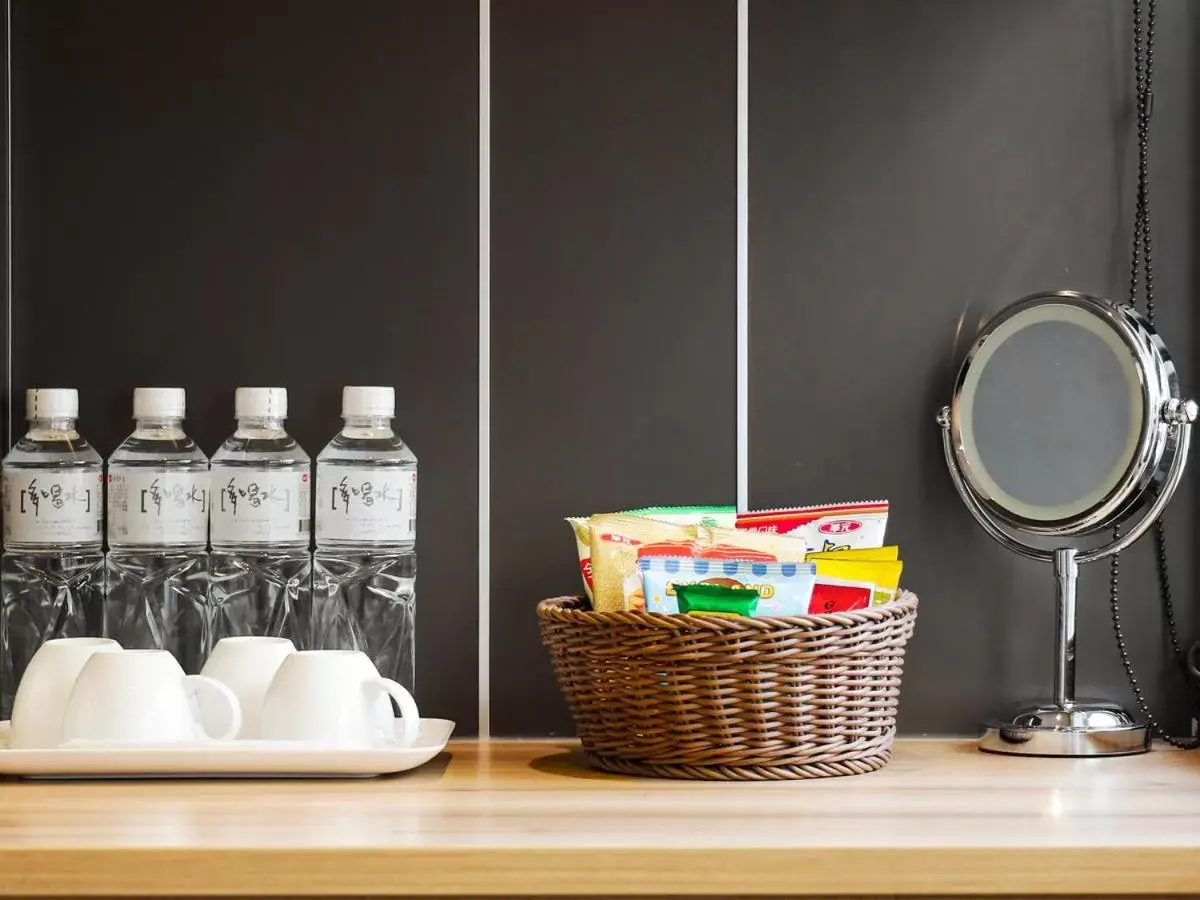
[538,591,918,780]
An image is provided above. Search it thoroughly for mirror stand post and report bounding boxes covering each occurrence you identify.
[979,546,1150,757]
[1053,547,1078,710]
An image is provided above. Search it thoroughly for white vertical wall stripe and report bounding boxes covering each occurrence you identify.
[5,0,11,448]
[477,0,492,740]
[736,0,749,511]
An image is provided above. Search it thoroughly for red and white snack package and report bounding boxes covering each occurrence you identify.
[736,500,889,553]
[695,525,809,562]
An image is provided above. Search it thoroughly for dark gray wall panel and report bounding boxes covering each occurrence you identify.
[491,0,737,735]
[751,0,1198,735]
[11,0,479,732]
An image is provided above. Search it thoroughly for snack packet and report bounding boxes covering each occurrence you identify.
[638,556,816,616]
[565,517,595,601]
[697,525,811,561]
[565,506,734,601]
[737,500,889,553]
[806,577,875,614]
[589,514,696,612]
[623,505,736,527]
[810,558,903,610]
[675,583,759,618]
[807,545,899,563]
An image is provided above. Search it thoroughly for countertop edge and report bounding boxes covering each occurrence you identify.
[1,845,1198,897]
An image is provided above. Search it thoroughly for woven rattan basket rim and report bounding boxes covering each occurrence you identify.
[537,590,917,632]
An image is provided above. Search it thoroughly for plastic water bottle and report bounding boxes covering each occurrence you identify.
[208,387,311,648]
[105,388,209,673]
[0,388,104,716]
[313,386,417,693]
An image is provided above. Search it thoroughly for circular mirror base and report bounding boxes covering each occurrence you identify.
[980,701,1150,757]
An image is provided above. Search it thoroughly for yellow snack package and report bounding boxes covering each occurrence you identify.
[810,558,903,610]
[565,517,595,601]
[807,546,900,562]
[696,525,810,562]
[588,514,696,612]
[567,509,734,602]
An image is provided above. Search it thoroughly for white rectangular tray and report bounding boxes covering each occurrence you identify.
[0,718,454,778]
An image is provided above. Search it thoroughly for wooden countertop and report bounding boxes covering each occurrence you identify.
[0,739,1198,897]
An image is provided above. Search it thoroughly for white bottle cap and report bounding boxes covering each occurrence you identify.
[26,388,78,420]
[235,387,288,419]
[133,387,186,419]
[342,385,395,418]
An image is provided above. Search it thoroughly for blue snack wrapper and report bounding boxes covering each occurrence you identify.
[638,556,817,616]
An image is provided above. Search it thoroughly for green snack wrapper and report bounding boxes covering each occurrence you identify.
[675,583,760,618]
[622,505,736,527]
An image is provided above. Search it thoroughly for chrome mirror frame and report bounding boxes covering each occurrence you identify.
[938,290,1196,757]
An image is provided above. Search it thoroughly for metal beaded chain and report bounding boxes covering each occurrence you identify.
[1108,0,1200,750]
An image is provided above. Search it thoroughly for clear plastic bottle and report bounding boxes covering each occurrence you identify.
[208,387,311,648]
[105,388,209,673]
[313,386,417,693]
[0,388,104,716]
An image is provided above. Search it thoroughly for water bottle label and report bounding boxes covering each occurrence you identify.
[107,470,209,545]
[210,469,311,544]
[2,471,103,545]
[315,468,417,543]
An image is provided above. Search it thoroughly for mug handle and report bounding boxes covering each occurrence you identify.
[183,675,243,741]
[369,678,420,748]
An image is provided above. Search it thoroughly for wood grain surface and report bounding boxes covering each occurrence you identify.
[0,740,1198,896]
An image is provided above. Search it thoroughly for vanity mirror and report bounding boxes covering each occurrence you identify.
[938,290,1195,756]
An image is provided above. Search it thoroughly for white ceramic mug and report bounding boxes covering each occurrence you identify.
[10,637,122,748]
[200,636,295,738]
[260,650,419,748]
[63,649,242,744]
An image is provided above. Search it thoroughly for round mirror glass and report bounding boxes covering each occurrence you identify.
[952,295,1165,532]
